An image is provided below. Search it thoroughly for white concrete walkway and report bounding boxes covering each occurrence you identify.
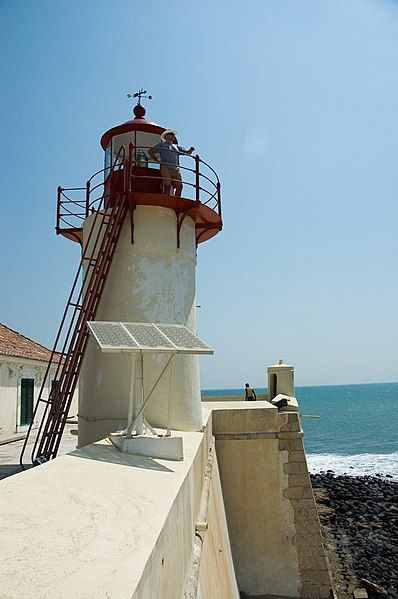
[0,424,78,481]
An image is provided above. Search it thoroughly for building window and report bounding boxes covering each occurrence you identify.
[20,378,34,425]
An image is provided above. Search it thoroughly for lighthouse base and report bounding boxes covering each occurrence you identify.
[109,432,184,461]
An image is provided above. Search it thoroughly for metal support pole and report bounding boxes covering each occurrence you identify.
[126,353,136,438]
[166,358,174,437]
[126,354,174,438]
[134,352,144,435]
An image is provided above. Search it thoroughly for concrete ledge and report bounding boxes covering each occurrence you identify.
[203,401,279,434]
[0,430,206,598]
[215,431,304,441]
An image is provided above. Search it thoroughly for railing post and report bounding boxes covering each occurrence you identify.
[56,186,62,233]
[85,180,90,217]
[195,155,200,202]
[128,144,135,194]
[217,181,222,219]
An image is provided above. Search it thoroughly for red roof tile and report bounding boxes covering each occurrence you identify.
[0,322,60,363]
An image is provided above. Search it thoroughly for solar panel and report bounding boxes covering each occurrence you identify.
[122,323,175,351]
[87,322,140,350]
[87,322,213,355]
[156,324,212,353]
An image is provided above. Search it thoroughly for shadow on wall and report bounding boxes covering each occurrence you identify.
[70,441,175,473]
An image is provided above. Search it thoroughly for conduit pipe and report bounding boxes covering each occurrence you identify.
[183,435,216,598]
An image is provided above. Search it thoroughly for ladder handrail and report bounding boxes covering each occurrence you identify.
[20,146,130,468]
[35,192,128,461]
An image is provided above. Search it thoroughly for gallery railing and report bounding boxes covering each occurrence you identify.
[56,145,222,234]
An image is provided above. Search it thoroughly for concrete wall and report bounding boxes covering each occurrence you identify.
[208,401,333,598]
[0,401,331,598]
[0,355,78,443]
[198,452,240,598]
[0,414,237,598]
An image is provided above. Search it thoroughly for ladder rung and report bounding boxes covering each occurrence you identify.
[69,302,82,309]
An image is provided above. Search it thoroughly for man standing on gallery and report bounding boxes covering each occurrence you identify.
[149,130,195,197]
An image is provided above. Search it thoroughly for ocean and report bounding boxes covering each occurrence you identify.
[202,382,398,479]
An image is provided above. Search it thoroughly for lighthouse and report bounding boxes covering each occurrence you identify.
[22,92,222,457]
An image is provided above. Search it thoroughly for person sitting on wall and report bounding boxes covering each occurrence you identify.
[245,383,257,401]
[148,130,195,197]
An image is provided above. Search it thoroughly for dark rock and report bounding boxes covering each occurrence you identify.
[360,578,388,596]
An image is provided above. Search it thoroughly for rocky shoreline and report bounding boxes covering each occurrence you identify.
[311,472,397,598]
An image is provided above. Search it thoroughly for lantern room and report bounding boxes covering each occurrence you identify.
[56,100,223,247]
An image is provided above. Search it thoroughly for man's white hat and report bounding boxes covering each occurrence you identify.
[161,129,177,141]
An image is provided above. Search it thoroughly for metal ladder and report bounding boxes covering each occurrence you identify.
[20,147,131,467]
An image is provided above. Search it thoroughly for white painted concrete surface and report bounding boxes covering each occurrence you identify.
[0,421,238,598]
[79,206,202,448]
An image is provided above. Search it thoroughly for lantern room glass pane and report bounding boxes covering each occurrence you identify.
[104,142,112,175]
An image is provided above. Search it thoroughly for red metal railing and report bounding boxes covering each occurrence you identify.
[56,148,222,234]
[20,145,131,467]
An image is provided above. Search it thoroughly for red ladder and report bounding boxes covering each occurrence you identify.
[20,147,132,467]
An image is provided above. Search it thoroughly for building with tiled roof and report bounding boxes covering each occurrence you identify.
[0,322,76,443]
[0,322,60,363]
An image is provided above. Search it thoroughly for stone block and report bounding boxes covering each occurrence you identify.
[302,486,315,499]
[299,533,323,548]
[303,557,330,573]
[290,497,314,507]
[279,439,302,451]
[289,421,302,432]
[299,583,321,598]
[353,589,368,599]
[283,486,303,499]
[318,585,333,599]
[280,423,293,432]
[298,461,310,474]
[278,414,289,427]
[300,569,331,585]
[283,462,301,474]
[289,450,306,462]
[295,520,321,534]
[289,474,310,487]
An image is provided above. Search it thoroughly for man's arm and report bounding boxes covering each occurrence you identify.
[177,145,195,155]
[148,146,161,163]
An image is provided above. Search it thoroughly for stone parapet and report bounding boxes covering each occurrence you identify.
[206,402,334,599]
[278,411,334,599]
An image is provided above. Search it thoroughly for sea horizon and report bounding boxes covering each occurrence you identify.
[202,382,398,480]
[202,380,398,393]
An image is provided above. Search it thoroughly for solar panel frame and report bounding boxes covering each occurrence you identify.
[87,322,140,352]
[87,322,213,355]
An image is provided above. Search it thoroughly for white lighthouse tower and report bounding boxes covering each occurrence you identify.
[50,94,222,449]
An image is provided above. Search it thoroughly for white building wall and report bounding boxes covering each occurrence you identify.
[0,355,78,443]
[79,205,202,447]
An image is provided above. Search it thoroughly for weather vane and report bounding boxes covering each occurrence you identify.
[126,88,152,105]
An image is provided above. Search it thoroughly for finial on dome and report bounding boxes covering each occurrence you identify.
[133,104,146,119]
[127,88,152,119]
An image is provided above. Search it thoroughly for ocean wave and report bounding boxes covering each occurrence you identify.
[306,451,398,479]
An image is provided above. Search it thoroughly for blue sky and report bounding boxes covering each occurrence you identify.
[1,0,397,388]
